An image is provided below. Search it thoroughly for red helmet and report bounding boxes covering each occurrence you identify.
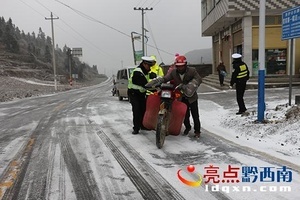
[175,55,187,66]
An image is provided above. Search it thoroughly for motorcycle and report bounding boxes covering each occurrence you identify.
[143,83,187,149]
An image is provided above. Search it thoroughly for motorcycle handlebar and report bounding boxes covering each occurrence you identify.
[145,83,182,93]
[144,84,161,91]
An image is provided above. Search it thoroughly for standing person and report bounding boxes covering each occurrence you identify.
[217,62,227,86]
[267,56,278,74]
[128,56,155,134]
[146,55,164,96]
[229,53,250,115]
[146,55,202,138]
[112,75,117,96]
[149,55,164,80]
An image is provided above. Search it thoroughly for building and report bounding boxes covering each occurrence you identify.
[201,0,300,77]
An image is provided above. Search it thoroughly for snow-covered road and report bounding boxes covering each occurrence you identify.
[0,79,299,200]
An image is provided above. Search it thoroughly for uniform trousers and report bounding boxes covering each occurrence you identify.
[128,91,147,132]
[235,80,247,112]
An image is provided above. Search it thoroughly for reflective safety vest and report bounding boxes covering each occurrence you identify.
[128,67,148,93]
[149,64,164,79]
[237,64,248,79]
[147,64,164,95]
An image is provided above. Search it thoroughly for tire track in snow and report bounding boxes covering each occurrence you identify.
[96,127,186,200]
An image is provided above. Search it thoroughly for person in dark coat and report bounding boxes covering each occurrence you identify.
[128,56,155,134]
[229,53,250,115]
[146,55,202,138]
[217,62,227,86]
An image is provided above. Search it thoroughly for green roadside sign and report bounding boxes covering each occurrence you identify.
[135,50,143,63]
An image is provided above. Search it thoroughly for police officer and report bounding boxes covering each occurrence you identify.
[146,55,164,95]
[128,56,155,134]
[229,53,250,115]
[149,55,164,80]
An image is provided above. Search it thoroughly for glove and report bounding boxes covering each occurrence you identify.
[175,83,183,90]
[145,77,163,88]
[149,72,157,79]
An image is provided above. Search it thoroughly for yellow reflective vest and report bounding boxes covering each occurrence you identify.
[128,67,149,93]
[237,64,248,79]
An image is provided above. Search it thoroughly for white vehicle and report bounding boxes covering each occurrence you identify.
[115,67,135,101]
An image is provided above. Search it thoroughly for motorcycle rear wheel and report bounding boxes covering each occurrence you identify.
[156,114,167,149]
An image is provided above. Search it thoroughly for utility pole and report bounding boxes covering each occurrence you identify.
[67,48,72,83]
[45,12,59,91]
[133,7,153,56]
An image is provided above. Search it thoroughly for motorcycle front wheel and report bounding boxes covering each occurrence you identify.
[156,114,167,149]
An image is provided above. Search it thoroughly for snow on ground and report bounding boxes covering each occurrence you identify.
[11,77,58,86]
[200,98,300,166]
[94,92,300,200]
[7,76,299,164]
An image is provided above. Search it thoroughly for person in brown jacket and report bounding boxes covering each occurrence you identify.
[217,62,227,86]
[146,55,202,138]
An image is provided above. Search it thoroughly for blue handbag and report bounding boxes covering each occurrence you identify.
[220,70,227,77]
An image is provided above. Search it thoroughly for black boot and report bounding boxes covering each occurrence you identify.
[183,127,191,135]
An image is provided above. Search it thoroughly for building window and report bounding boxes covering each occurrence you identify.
[234,45,243,55]
[252,49,287,75]
[266,16,276,25]
[252,16,282,26]
[232,20,242,32]
[276,16,282,24]
[252,17,259,25]
[266,49,286,74]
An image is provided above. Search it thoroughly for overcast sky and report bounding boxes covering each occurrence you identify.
[1,0,212,76]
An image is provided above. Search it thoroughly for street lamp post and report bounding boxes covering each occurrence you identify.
[131,31,148,65]
[257,0,266,122]
[131,32,139,65]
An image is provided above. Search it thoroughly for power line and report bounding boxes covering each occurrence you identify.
[145,15,163,63]
[153,0,162,8]
[19,0,46,18]
[149,0,161,8]
[22,0,174,64]
[34,0,52,12]
[53,0,173,57]
[54,0,131,38]
[58,19,116,58]
[140,0,150,7]
[135,0,144,7]
[19,0,119,62]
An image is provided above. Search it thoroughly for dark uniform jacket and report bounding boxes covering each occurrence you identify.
[230,59,249,86]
